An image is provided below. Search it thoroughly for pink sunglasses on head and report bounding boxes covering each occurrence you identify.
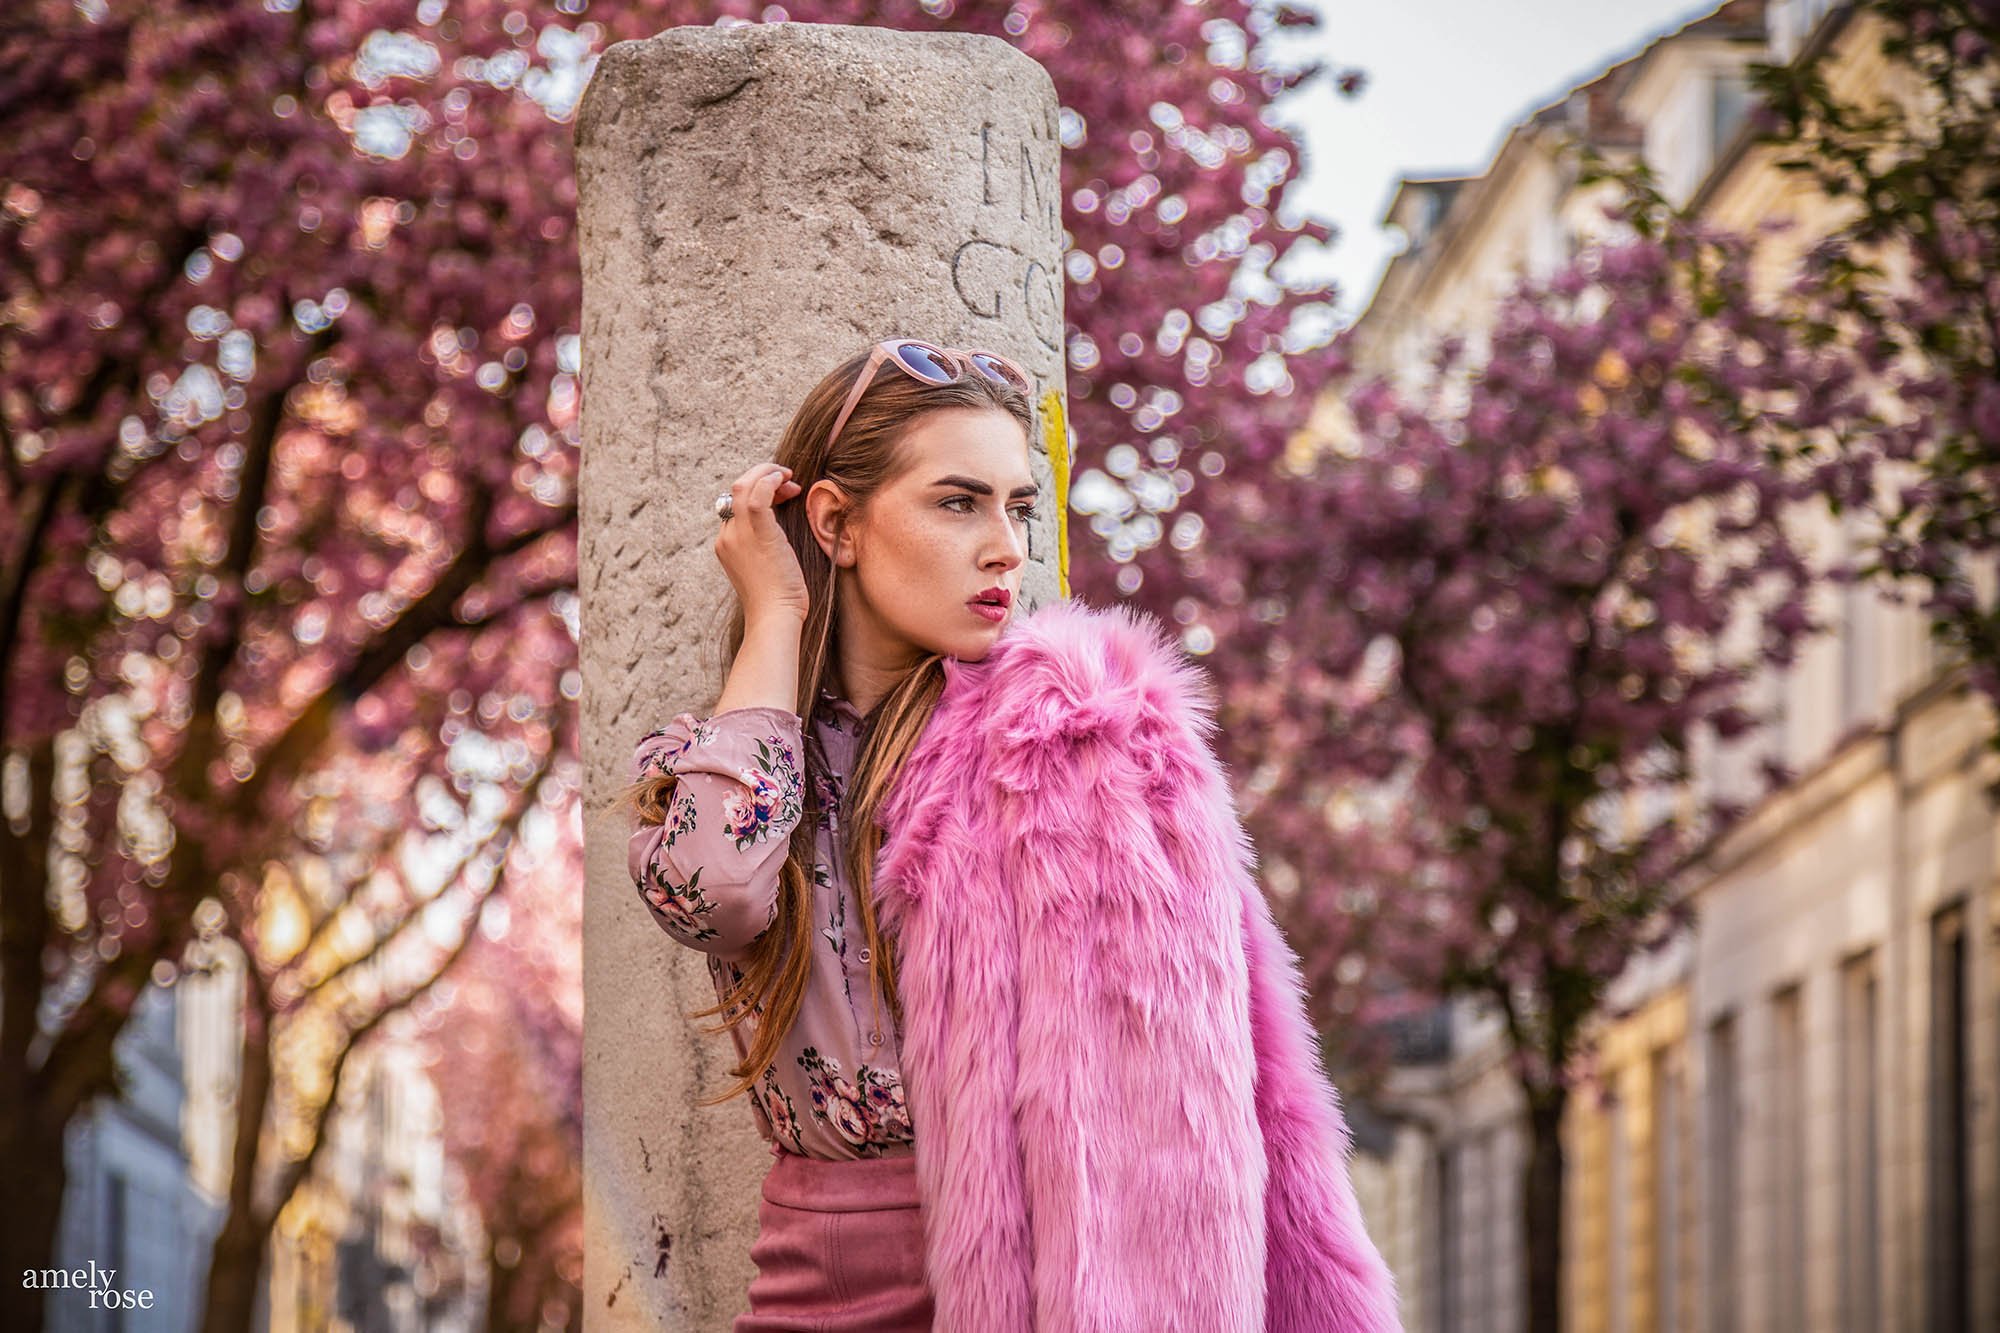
[825,338,1032,453]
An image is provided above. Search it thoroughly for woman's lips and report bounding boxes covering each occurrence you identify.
[968,601,1007,624]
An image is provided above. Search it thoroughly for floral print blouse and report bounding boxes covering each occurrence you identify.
[628,693,916,1161]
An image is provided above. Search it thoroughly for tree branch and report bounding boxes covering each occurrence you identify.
[0,737,57,1081]
[257,740,557,1228]
[192,327,339,726]
[233,492,573,816]
[447,574,576,635]
[288,756,547,1006]
[0,474,70,743]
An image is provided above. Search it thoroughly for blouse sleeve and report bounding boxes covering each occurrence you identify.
[628,705,806,960]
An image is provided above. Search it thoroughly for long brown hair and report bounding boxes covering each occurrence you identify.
[600,342,1035,1107]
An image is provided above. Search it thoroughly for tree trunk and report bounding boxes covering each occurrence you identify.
[200,1203,273,1333]
[1522,1088,1568,1333]
[199,997,274,1333]
[484,1239,526,1333]
[0,1098,69,1333]
[0,739,64,1333]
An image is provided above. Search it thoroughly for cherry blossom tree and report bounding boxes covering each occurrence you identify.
[0,2,578,1324]
[195,715,567,1333]
[419,778,582,1333]
[1742,0,2000,745]
[0,0,1346,1325]
[1194,216,1861,1331]
[1002,0,1358,606]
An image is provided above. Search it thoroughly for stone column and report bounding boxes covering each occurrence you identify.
[574,22,1066,1331]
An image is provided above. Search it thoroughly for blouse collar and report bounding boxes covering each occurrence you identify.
[816,688,866,728]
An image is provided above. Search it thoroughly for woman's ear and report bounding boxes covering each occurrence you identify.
[805,479,857,568]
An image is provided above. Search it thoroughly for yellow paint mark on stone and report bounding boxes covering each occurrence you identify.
[1039,387,1070,600]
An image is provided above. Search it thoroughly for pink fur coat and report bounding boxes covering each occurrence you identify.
[873,598,1402,1332]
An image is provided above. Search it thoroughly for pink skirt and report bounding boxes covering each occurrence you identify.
[732,1148,935,1332]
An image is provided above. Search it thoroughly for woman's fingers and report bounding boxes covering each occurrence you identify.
[714,463,810,620]
[731,462,788,515]
[748,464,792,517]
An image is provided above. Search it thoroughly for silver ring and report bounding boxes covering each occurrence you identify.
[715,493,734,521]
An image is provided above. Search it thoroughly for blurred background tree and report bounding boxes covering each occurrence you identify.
[197,728,565,1333]
[420,762,582,1333]
[1,1,580,1326]
[1581,1,2000,754]
[1744,0,2000,745]
[1202,3,2000,1323]
[1207,213,1867,1330]
[0,0,1350,1327]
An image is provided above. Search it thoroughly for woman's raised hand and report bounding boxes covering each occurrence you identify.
[715,461,809,625]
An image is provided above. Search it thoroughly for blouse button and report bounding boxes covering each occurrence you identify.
[858,947,871,963]
[868,1031,883,1047]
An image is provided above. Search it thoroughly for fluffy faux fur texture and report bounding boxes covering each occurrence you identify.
[874,598,1401,1332]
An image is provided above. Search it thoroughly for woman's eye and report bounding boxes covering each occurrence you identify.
[942,496,1036,521]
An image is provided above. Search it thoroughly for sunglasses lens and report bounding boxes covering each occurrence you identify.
[970,352,1029,390]
[893,342,957,383]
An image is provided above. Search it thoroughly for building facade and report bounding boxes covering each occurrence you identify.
[49,978,226,1333]
[50,914,483,1332]
[1321,3,1997,1330]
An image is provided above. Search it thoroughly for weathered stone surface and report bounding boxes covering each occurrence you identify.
[575,21,1064,1330]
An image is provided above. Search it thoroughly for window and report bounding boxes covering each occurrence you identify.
[1770,985,1806,1330]
[1839,952,1881,1333]
[1709,71,1753,166]
[1419,187,1445,239]
[1769,656,1794,789]
[1652,1045,1681,1333]
[1466,1128,1503,1331]
[1438,1140,1463,1333]
[1928,903,1970,1331]
[1706,1013,1738,1333]
[106,1173,130,1333]
[1609,1084,1630,1333]
[1483,1125,1511,1329]
[1838,512,1878,731]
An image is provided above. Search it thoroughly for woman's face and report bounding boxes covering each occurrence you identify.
[812,406,1037,695]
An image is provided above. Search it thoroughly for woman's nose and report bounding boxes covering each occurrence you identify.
[991,516,1027,566]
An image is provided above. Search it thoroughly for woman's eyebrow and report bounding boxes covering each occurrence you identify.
[930,475,1041,498]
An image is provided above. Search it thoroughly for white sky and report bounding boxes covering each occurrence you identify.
[1264,0,1717,323]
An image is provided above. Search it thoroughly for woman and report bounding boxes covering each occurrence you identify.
[609,338,1036,1329]
[609,338,1400,1332]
